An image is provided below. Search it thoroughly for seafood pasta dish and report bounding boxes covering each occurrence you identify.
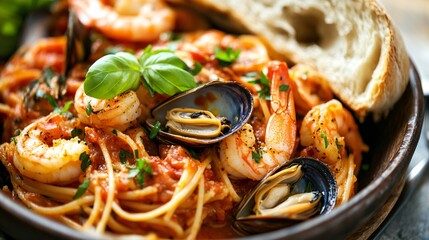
[0,0,369,239]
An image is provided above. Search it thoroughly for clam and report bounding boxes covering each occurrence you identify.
[233,157,337,234]
[145,81,253,147]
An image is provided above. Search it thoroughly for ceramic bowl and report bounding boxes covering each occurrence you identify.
[0,62,423,240]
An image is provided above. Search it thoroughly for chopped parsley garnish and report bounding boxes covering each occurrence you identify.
[127,159,152,188]
[112,129,118,136]
[214,46,240,67]
[134,149,139,158]
[279,84,289,92]
[149,121,161,140]
[321,132,329,148]
[10,129,21,144]
[248,72,271,100]
[57,101,73,115]
[71,128,83,138]
[42,67,55,87]
[14,129,21,136]
[119,149,134,164]
[252,149,263,163]
[73,178,91,199]
[35,90,73,117]
[79,152,91,172]
[86,102,93,116]
[186,148,200,161]
[335,137,343,149]
[189,62,202,75]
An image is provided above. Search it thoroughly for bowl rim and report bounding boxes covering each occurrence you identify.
[0,61,424,240]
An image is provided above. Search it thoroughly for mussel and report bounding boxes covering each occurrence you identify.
[145,81,253,147]
[65,11,91,76]
[233,157,337,234]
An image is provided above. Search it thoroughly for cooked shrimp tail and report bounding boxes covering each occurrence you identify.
[219,61,297,180]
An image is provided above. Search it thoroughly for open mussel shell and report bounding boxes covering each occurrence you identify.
[145,81,253,147]
[233,157,337,235]
[65,10,91,76]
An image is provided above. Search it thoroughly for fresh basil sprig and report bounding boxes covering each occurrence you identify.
[84,47,196,99]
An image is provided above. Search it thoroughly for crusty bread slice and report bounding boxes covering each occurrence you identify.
[173,0,410,121]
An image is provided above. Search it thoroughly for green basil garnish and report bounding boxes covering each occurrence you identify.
[84,52,141,99]
[83,47,196,100]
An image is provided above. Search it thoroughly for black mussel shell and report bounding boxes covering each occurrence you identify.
[144,81,254,147]
[233,157,337,234]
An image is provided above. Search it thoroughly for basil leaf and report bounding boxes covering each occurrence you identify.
[142,64,196,96]
[143,51,187,70]
[84,52,142,99]
[139,45,170,65]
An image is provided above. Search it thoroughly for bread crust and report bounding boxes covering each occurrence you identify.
[174,0,410,121]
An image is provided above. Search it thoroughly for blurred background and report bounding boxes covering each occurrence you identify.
[0,0,57,60]
[377,0,429,239]
[379,0,429,94]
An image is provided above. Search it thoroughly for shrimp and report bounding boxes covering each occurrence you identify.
[74,84,142,131]
[289,64,333,115]
[299,99,369,203]
[218,61,296,180]
[69,0,175,42]
[13,113,88,184]
[299,99,368,168]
